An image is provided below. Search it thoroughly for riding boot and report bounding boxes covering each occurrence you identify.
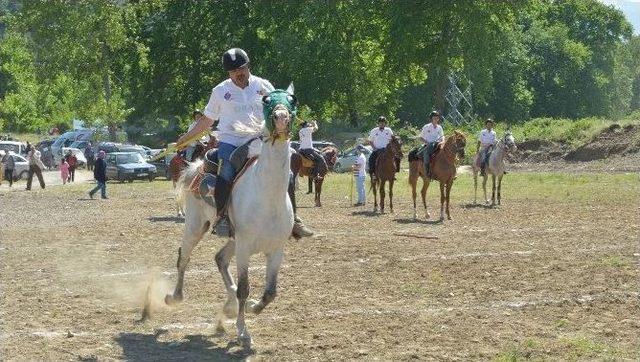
[213,178,232,237]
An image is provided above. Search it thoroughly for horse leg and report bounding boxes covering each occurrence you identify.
[482,175,489,204]
[473,171,478,204]
[372,177,378,213]
[389,179,394,213]
[172,180,183,217]
[423,179,430,219]
[446,180,453,220]
[307,176,313,194]
[235,246,252,346]
[165,207,210,305]
[215,239,238,319]
[246,248,283,315]
[491,175,496,206]
[380,180,386,214]
[410,178,417,219]
[439,182,446,221]
[314,179,322,207]
[497,174,503,205]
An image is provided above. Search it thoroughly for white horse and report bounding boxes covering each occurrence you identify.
[166,87,295,347]
[472,132,517,205]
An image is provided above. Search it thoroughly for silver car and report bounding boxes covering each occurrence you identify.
[333,145,372,173]
[1,152,30,180]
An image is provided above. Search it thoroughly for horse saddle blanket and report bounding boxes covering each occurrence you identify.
[299,153,315,168]
[197,172,217,208]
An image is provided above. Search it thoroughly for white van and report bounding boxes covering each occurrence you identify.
[0,141,27,155]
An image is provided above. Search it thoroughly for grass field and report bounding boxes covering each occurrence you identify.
[0,169,638,360]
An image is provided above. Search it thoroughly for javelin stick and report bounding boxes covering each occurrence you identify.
[149,130,209,162]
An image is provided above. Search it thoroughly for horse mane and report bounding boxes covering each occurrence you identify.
[231,114,266,137]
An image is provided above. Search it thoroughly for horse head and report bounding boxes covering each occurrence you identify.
[261,84,297,142]
[389,135,404,158]
[501,132,517,153]
[452,130,467,159]
[321,146,339,168]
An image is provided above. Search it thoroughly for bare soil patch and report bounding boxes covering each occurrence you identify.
[0,173,638,360]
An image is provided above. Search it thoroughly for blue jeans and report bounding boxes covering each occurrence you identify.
[217,142,238,182]
[355,175,365,204]
[89,181,106,198]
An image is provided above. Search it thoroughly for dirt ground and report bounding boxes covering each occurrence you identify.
[0,166,638,361]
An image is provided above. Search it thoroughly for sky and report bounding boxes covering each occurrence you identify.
[598,0,640,34]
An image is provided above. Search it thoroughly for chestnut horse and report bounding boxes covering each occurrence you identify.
[370,136,403,213]
[290,146,338,207]
[408,131,466,221]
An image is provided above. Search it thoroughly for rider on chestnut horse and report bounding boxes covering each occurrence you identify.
[417,110,444,177]
[367,116,399,179]
[297,120,328,180]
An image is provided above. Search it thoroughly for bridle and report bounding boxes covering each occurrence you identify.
[442,133,466,160]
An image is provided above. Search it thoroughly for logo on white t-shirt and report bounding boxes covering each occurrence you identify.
[224,92,232,101]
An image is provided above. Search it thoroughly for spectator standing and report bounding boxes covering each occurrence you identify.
[2,151,15,187]
[25,148,45,190]
[88,150,107,199]
[84,143,94,171]
[60,158,70,185]
[352,145,367,206]
[66,151,78,182]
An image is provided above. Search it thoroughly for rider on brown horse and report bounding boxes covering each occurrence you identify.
[367,116,399,179]
[417,110,445,177]
[182,109,205,162]
[298,120,328,180]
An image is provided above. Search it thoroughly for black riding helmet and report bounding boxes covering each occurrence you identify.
[429,110,441,119]
[222,48,250,71]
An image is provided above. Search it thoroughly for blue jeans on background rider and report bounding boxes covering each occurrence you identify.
[217,142,238,182]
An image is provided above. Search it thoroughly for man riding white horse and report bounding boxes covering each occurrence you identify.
[176,48,313,238]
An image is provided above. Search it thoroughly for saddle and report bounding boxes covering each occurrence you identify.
[299,153,315,168]
[408,143,442,163]
[188,139,260,208]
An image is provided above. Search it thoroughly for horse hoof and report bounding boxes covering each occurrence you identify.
[223,297,239,319]
[425,213,431,219]
[245,299,263,315]
[447,216,452,221]
[238,331,252,348]
[164,293,182,306]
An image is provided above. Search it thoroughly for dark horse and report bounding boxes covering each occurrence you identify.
[290,146,338,207]
[370,136,403,213]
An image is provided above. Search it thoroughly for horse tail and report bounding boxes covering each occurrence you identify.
[175,159,203,208]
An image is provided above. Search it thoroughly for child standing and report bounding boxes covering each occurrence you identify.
[60,158,70,184]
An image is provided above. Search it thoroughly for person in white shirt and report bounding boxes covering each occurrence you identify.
[25,148,45,190]
[366,116,394,177]
[419,110,445,176]
[351,145,367,206]
[298,120,327,180]
[177,48,312,238]
[477,118,497,176]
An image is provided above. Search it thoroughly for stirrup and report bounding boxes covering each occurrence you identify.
[213,215,231,237]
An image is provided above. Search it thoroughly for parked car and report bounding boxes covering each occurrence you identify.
[333,145,372,173]
[0,141,27,155]
[139,145,163,158]
[36,139,56,169]
[51,130,92,157]
[105,152,157,182]
[0,152,30,180]
[290,140,338,152]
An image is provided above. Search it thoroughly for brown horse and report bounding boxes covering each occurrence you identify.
[290,146,338,207]
[371,136,403,213]
[408,131,466,221]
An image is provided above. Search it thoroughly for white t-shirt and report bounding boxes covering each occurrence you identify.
[299,126,314,150]
[204,75,275,146]
[368,127,393,149]
[479,129,497,147]
[353,153,366,177]
[421,123,444,143]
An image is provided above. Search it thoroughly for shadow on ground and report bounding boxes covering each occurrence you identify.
[351,210,382,217]
[394,218,442,225]
[148,216,185,223]
[114,332,253,361]
[460,203,496,209]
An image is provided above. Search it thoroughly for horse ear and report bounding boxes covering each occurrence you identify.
[262,95,271,105]
[287,94,298,106]
[286,82,295,95]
